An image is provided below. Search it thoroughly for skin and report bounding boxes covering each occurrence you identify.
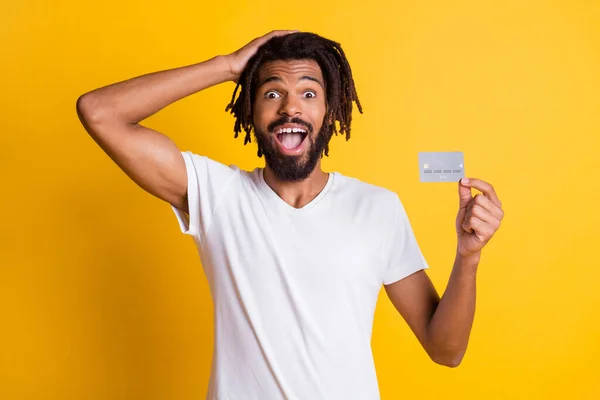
[248,57,505,368]
[386,178,503,367]
[76,29,504,369]
[252,59,330,208]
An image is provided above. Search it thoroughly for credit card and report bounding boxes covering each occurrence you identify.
[419,152,465,182]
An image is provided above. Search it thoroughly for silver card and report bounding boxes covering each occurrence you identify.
[419,152,465,182]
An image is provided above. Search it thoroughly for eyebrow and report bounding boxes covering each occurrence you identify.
[259,75,325,89]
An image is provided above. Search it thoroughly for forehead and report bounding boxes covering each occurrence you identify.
[257,59,324,86]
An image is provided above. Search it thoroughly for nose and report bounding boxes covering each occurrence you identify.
[278,94,302,117]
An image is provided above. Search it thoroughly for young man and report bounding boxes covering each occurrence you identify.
[76,30,504,399]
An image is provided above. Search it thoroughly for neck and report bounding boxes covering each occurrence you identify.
[263,160,329,209]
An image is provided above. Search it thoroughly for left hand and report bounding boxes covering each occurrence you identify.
[456,178,504,259]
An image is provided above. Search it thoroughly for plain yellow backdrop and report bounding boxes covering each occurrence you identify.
[2,0,599,399]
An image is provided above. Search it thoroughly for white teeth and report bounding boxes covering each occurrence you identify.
[276,127,306,134]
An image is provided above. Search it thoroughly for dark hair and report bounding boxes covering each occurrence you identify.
[225,32,363,157]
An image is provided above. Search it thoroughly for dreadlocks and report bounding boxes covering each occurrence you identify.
[225,32,363,158]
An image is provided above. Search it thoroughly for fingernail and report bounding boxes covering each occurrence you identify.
[462,178,470,184]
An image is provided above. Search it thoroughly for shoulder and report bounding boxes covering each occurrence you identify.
[180,150,248,177]
[332,172,402,209]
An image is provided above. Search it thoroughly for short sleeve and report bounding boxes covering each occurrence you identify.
[382,194,429,285]
[171,151,238,243]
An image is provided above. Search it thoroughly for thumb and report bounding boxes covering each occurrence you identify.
[458,178,472,209]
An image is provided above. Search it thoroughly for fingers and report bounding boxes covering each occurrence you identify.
[461,178,502,208]
[468,193,504,221]
[268,29,299,37]
[465,201,502,230]
[256,30,298,45]
[462,216,494,240]
[458,180,473,209]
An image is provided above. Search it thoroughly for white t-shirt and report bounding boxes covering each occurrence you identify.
[171,151,429,400]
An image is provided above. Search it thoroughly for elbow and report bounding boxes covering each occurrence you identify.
[429,350,465,368]
[76,92,108,127]
[436,356,463,368]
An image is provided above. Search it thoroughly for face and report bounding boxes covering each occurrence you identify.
[252,59,329,182]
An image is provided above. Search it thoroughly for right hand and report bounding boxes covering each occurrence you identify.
[225,30,298,82]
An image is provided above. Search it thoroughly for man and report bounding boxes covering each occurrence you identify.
[76,30,504,399]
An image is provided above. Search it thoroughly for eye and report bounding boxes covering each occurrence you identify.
[303,91,317,99]
[265,91,281,99]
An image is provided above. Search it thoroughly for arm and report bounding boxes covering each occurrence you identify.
[385,178,503,367]
[76,30,296,212]
[76,56,235,213]
[384,253,479,368]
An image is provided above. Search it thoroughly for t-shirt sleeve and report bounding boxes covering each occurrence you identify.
[382,194,430,285]
[171,151,238,243]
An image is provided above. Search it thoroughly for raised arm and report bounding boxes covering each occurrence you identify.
[385,178,503,367]
[76,30,296,213]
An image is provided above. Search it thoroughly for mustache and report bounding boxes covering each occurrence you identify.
[267,117,313,134]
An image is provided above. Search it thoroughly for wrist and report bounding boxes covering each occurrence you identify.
[455,251,481,270]
[217,54,239,83]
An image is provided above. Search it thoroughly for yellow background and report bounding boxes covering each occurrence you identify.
[2,0,599,399]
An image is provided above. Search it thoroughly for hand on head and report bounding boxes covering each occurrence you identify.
[225,30,299,82]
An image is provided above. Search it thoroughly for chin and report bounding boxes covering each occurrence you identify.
[266,156,315,182]
[254,127,329,182]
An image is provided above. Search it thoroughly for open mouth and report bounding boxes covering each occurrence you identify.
[274,126,308,150]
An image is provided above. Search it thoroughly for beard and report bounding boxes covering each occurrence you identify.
[253,116,329,182]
